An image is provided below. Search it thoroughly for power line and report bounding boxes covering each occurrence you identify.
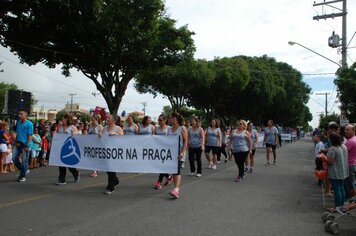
[1,38,339,78]
[315,92,330,116]
[0,54,94,94]
[1,37,88,58]
[309,96,325,108]
[302,72,336,76]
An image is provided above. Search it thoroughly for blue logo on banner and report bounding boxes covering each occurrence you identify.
[60,137,81,165]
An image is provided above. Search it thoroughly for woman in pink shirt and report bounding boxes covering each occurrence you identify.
[345,124,356,197]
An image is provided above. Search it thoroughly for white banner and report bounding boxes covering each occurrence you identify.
[49,134,179,174]
[257,133,265,148]
[281,133,292,141]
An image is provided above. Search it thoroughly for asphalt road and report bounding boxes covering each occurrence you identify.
[0,138,355,236]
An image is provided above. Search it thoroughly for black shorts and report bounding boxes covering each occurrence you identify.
[205,145,219,155]
[266,143,277,150]
[251,149,256,156]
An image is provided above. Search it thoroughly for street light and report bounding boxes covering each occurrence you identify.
[288,41,341,68]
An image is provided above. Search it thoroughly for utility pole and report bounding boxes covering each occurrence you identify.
[141,102,147,117]
[316,92,330,116]
[68,93,76,113]
[313,0,347,68]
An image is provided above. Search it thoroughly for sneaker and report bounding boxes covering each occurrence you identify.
[164,176,173,186]
[244,167,249,172]
[90,171,98,177]
[105,181,119,194]
[114,180,120,189]
[18,177,26,182]
[235,176,242,182]
[265,162,270,167]
[208,162,213,169]
[181,163,185,169]
[74,174,80,183]
[56,181,67,185]
[196,173,202,177]
[189,172,195,176]
[217,161,221,164]
[170,189,180,199]
[26,170,30,174]
[212,164,217,170]
[104,189,114,195]
[273,160,276,165]
[336,206,347,215]
[155,182,162,190]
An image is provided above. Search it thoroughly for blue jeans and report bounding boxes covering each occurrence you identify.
[12,145,30,178]
[329,179,346,207]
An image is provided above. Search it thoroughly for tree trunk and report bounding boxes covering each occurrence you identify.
[83,70,132,116]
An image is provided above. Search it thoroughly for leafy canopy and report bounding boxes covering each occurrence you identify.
[0,0,195,114]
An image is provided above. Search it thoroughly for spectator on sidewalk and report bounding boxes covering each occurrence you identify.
[322,121,340,197]
[12,110,34,182]
[344,124,356,197]
[324,132,349,208]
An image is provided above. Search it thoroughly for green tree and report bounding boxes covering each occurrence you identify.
[0,81,17,112]
[188,57,251,120]
[0,0,194,115]
[318,113,340,131]
[136,59,213,113]
[272,61,312,127]
[335,62,356,122]
[0,81,37,113]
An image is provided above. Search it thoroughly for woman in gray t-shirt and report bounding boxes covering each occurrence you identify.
[188,117,205,177]
[138,116,155,135]
[87,114,103,178]
[124,115,138,135]
[205,119,221,170]
[154,114,173,190]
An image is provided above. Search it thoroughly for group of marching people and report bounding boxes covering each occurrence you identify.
[5,108,282,199]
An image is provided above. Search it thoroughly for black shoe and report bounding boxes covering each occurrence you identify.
[74,174,80,183]
[114,180,120,189]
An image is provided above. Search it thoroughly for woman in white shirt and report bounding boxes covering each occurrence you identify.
[88,114,103,178]
[55,114,79,185]
[102,115,124,194]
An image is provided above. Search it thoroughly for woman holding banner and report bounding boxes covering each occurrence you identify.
[168,112,188,199]
[56,114,80,185]
[154,114,173,190]
[124,114,138,135]
[88,114,103,178]
[102,115,124,194]
[138,116,155,135]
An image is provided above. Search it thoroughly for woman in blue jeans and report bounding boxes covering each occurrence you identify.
[324,132,349,209]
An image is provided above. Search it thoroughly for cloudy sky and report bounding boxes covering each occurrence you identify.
[1,0,355,127]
